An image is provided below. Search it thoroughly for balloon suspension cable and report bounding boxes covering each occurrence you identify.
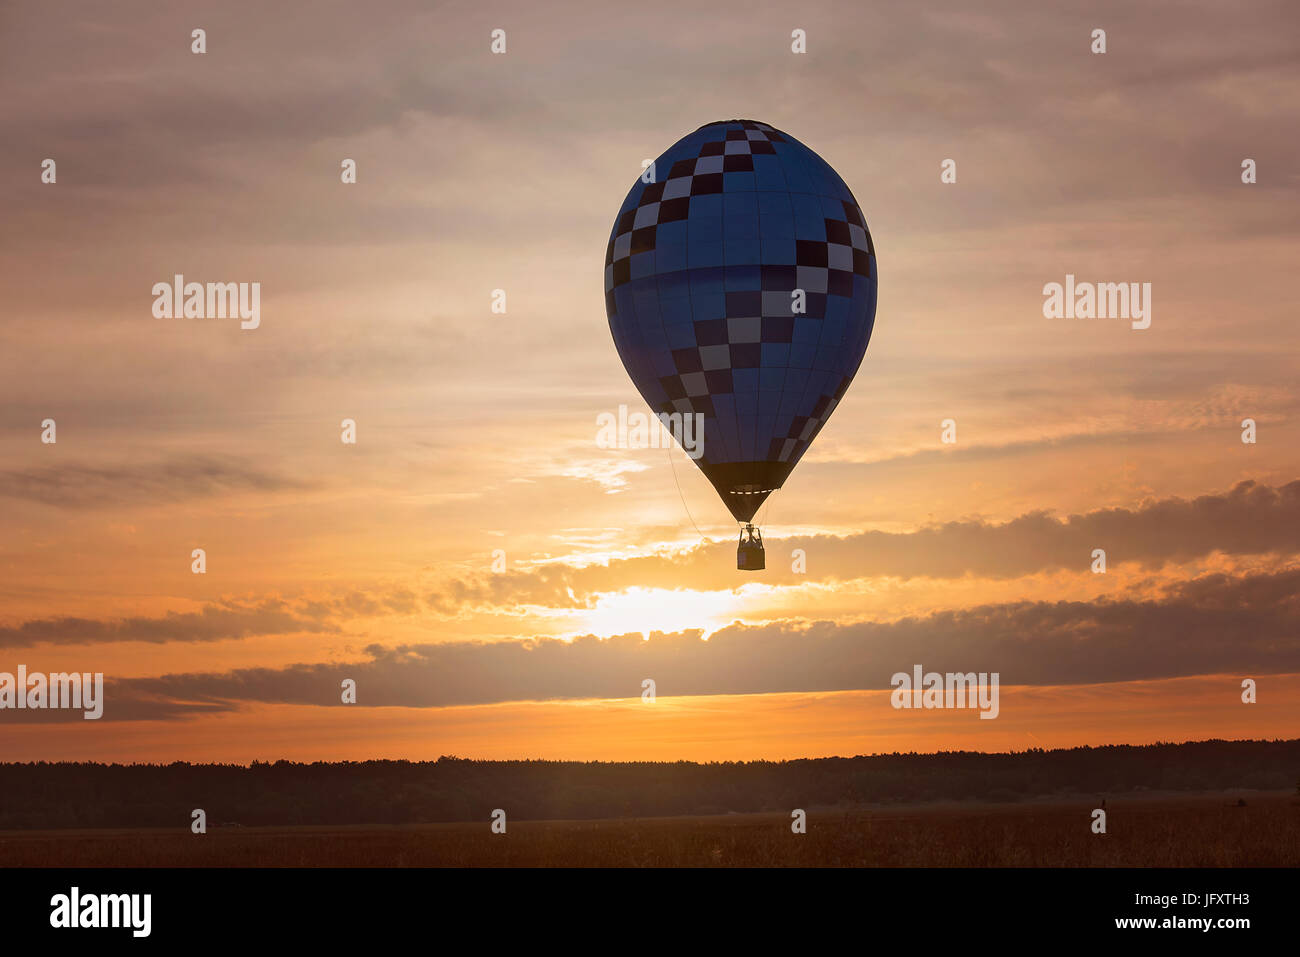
[666,443,706,542]
[753,494,773,533]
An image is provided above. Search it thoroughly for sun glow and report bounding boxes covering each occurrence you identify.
[578,587,747,638]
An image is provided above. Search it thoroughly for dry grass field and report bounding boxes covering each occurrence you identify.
[1,789,1295,867]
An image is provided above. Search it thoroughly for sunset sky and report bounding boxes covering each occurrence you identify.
[2,0,1298,762]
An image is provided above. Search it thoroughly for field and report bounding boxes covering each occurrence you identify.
[1,789,1296,867]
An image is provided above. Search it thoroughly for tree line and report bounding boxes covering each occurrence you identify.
[0,738,1295,829]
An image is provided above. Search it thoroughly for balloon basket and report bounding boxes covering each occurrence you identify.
[736,524,765,571]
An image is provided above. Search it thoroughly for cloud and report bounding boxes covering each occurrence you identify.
[4,478,1295,652]
[0,599,335,649]
[0,456,314,508]
[53,566,1300,720]
[428,479,1300,609]
[0,586,433,649]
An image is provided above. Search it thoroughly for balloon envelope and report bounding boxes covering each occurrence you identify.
[605,120,877,522]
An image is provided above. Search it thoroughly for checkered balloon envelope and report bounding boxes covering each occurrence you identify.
[605,119,878,524]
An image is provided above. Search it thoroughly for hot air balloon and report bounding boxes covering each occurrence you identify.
[604,120,878,570]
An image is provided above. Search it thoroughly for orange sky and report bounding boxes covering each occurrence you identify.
[1,0,1298,762]
[8,676,1300,765]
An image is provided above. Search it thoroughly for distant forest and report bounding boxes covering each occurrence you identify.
[1,739,1296,829]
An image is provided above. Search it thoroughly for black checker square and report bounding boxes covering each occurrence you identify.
[761,315,794,342]
[659,374,686,400]
[824,218,852,246]
[690,172,724,195]
[729,342,762,368]
[725,290,762,316]
[693,317,729,347]
[723,154,754,173]
[640,180,665,204]
[704,369,734,394]
[630,226,657,255]
[668,158,696,179]
[827,269,854,297]
[795,239,829,268]
[657,196,691,223]
[699,141,726,156]
[671,347,703,374]
[749,140,776,155]
[688,394,715,417]
[761,264,797,290]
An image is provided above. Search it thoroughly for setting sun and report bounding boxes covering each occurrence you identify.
[578,587,751,638]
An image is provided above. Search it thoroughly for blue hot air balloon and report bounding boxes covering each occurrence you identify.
[604,120,878,569]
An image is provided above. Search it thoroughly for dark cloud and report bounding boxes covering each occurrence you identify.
[0,692,229,724]
[0,599,335,649]
[0,455,315,508]
[3,478,1294,654]
[429,479,1300,608]
[49,566,1300,720]
[0,587,430,649]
